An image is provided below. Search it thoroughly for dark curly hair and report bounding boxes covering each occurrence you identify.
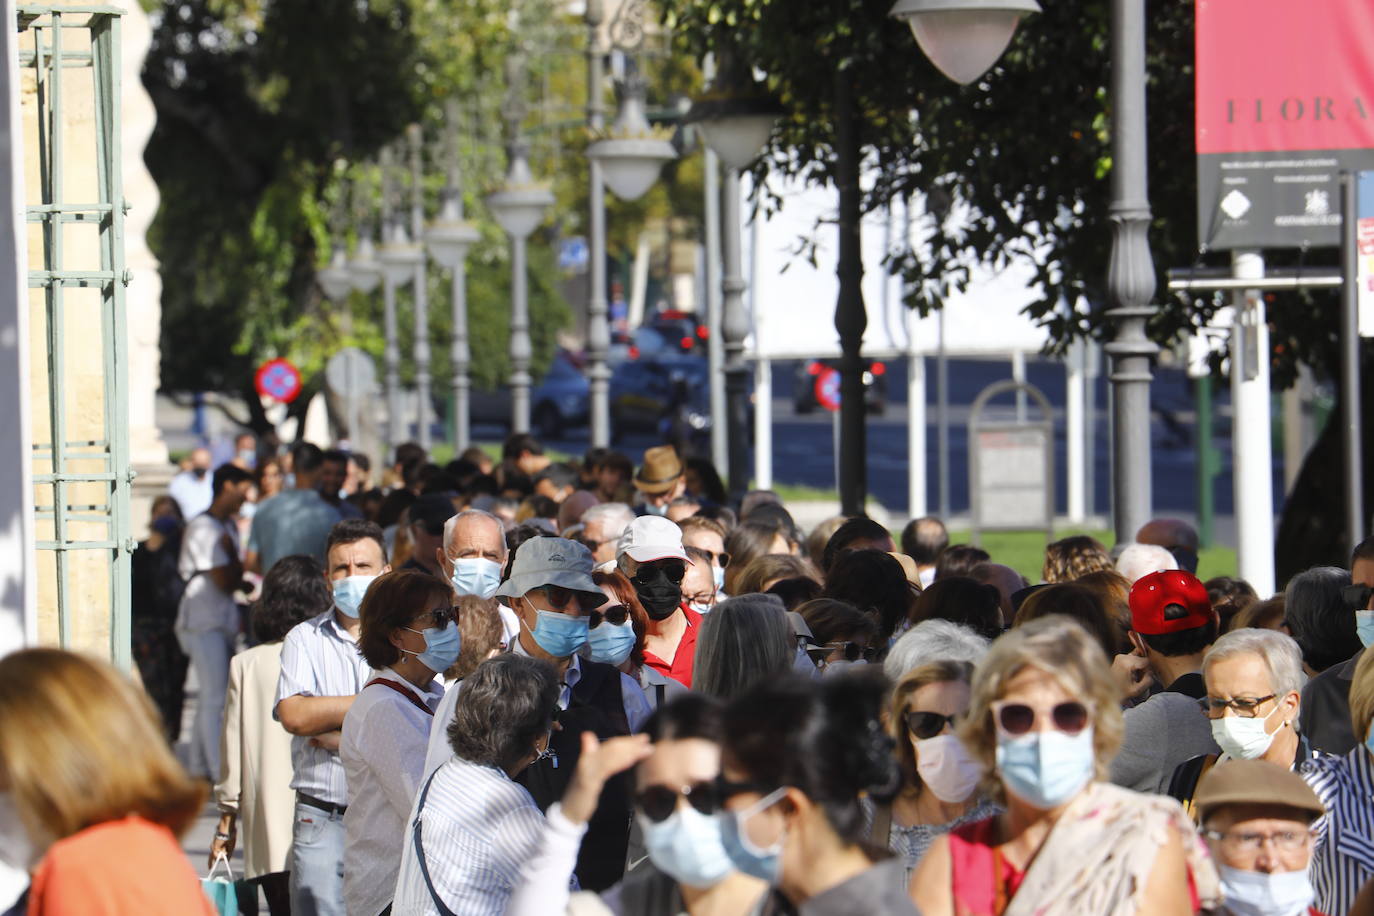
[251,555,332,643]
[357,570,455,670]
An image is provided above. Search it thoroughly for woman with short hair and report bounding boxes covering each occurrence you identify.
[341,570,460,916]
[911,615,1220,915]
[0,649,210,914]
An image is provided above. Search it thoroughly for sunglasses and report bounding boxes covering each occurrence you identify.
[1343,584,1372,611]
[413,605,460,629]
[991,699,1092,736]
[905,710,960,740]
[714,775,776,803]
[589,604,630,628]
[637,781,719,822]
[698,549,731,569]
[632,561,687,585]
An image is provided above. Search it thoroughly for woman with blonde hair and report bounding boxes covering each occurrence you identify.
[910,615,1220,915]
[0,648,210,913]
[1041,535,1113,584]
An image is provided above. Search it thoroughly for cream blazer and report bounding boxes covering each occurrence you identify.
[214,641,294,878]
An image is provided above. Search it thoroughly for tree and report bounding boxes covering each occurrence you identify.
[659,0,1361,574]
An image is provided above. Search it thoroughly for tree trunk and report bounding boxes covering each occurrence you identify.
[834,68,867,517]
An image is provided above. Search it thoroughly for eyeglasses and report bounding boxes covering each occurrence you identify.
[589,604,630,628]
[637,781,720,822]
[578,535,607,552]
[714,775,777,803]
[412,605,460,629]
[632,561,687,585]
[1197,695,1276,719]
[1343,583,1372,611]
[804,642,877,667]
[905,710,961,740]
[1202,829,1313,853]
[991,699,1092,736]
[696,549,731,569]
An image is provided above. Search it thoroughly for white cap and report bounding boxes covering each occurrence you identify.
[616,515,690,564]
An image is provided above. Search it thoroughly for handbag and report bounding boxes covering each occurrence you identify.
[200,852,236,916]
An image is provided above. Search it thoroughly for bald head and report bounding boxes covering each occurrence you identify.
[969,562,1028,627]
[1136,518,1200,573]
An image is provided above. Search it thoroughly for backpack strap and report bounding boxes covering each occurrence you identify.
[869,800,894,848]
[412,770,458,916]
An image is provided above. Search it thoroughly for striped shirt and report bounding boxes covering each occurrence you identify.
[391,757,564,916]
[274,609,373,805]
[1302,744,1374,916]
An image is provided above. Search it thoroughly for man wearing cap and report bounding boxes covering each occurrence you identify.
[617,515,702,688]
[399,494,457,577]
[422,537,651,892]
[1194,759,1327,916]
[632,444,686,517]
[1109,569,1221,794]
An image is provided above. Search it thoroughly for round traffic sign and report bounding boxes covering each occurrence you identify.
[255,358,303,404]
[325,347,377,397]
[814,367,841,412]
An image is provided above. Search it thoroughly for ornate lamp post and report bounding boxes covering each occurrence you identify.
[487,56,554,435]
[404,124,434,452]
[377,146,423,449]
[425,101,481,452]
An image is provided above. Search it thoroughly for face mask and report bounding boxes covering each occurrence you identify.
[587,619,636,666]
[527,603,590,658]
[1356,610,1374,649]
[689,601,714,615]
[995,726,1095,809]
[633,565,683,621]
[450,557,503,601]
[1367,723,1374,757]
[641,806,734,888]
[236,448,256,470]
[712,565,726,592]
[916,734,984,804]
[642,502,669,517]
[333,575,377,619]
[151,515,180,537]
[1211,706,1282,760]
[0,793,35,871]
[822,658,866,677]
[1217,864,1315,916]
[401,621,462,674]
[719,788,787,885]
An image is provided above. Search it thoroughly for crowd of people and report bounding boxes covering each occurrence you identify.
[4,431,1374,916]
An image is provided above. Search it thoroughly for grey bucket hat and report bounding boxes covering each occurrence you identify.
[495,536,606,605]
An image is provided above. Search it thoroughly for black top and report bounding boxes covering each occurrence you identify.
[1164,671,1208,700]
[1300,648,1364,756]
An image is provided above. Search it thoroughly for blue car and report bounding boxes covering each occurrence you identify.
[466,348,590,438]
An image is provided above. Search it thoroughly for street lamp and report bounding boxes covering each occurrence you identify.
[425,102,481,453]
[487,136,554,435]
[588,75,677,201]
[687,58,781,500]
[317,242,355,303]
[346,229,383,296]
[889,0,1041,85]
[377,148,423,449]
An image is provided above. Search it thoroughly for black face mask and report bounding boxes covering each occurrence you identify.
[632,564,683,621]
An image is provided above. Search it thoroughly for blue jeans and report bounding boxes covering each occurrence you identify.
[175,627,233,780]
[288,800,346,916]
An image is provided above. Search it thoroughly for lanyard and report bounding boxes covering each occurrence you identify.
[365,678,434,717]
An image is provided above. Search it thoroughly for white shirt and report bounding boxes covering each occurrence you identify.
[168,468,213,519]
[175,513,239,633]
[391,758,584,916]
[274,609,373,805]
[342,668,444,916]
[423,651,652,780]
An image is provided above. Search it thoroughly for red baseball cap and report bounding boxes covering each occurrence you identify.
[1129,570,1216,635]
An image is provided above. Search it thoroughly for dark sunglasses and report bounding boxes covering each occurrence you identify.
[637,781,719,822]
[905,710,960,740]
[1343,584,1372,611]
[633,561,687,585]
[699,549,731,569]
[589,604,630,628]
[714,775,776,803]
[992,700,1091,736]
[414,605,460,629]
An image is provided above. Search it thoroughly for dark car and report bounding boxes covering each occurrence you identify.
[466,348,589,437]
[609,355,737,454]
[792,357,888,415]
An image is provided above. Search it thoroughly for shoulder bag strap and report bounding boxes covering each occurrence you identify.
[870,800,894,848]
[365,678,435,717]
[412,770,458,916]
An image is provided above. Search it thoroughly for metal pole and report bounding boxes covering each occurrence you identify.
[937,307,950,519]
[1066,339,1086,524]
[754,356,772,488]
[511,229,531,434]
[1195,374,1214,548]
[408,125,431,451]
[703,61,727,475]
[1085,340,1097,520]
[1230,249,1275,596]
[1341,173,1366,552]
[383,258,403,448]
[586,1,611,447]
[722,166,751,501]
[451,264,470,451]
[834,70,867,516]
[1104,0,1158,547]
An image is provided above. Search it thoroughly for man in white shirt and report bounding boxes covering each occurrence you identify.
[168,446,215,519]
[175,463,253,780]
[275,519,389,916]
[436,509,517,643]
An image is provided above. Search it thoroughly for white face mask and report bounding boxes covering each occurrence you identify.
[0,792,36,872]
[1211,704,1283,760]
[1218,864,1314,916]
[914,733,983,804]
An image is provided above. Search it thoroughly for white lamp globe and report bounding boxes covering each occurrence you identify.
[890,0,1041,86]
[317,243,355,302]
[347,235,383,295]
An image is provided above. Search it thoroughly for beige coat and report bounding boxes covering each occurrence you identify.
[214,642,294,878]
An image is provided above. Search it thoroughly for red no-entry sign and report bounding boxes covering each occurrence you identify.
[255,358,302,403]
[814,367,841,412]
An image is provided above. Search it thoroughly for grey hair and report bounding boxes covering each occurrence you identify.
[1202,627,1306,699]
[884,619,991,681]
[447,654,558,772]
[442,509,508,557]
[582,502,635,541]
[1114,543,1178,584]
[1284,565,1355,671]
[693,594,795,701]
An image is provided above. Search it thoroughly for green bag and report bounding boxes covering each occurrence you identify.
[200,853,236,916]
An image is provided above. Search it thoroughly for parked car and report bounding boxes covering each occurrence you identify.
[609,355,744,454]
[466,348,590,437]
[792,357,888,415]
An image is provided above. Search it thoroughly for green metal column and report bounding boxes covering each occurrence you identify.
[1195,374,1218,549]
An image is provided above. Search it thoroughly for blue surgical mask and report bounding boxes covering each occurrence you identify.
[642,502,669,517]
[450,557,503,600]
[527,605,590,658]
[1356,610,1374,649]
[712,565,725,592]
[689,601,714,615]
[236,448,256,470]
[1366,723,1374,758]
[587,619,636,666]
[720,787,787,885]
[401,621,462,675]
[641,806,734,889]
[1217,864,1315,916]
[333,575,377,619]
[995,726,1095,809]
